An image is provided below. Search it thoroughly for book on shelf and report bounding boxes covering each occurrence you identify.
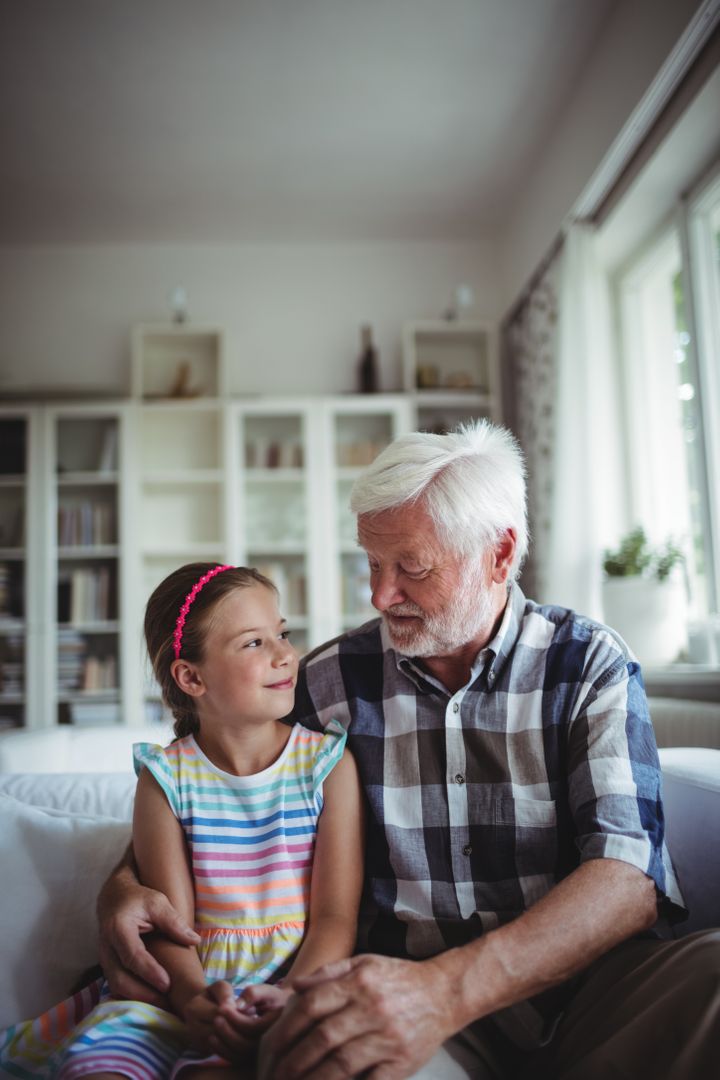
[253,562,307,617]
[66,565,113,623]
[69,570,87,624]
[57,629,117,693]
[58,502,116,547]
[0,563,11,617]
[0,503,25,548]
[0,663,23,694]
[97,424,119,473]
[57,629,86,691]
[93,503,115,544]
[81,654,117,691]
[144,699,172,727]
[0,562,24,619]
[69,700,121,726]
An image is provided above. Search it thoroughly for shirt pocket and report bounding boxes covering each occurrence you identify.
[493,796,558,829]
[492,796,559,884]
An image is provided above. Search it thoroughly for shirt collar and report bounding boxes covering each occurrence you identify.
[482,581,526,688]
[382,581,527,693]
[378,618,435,692]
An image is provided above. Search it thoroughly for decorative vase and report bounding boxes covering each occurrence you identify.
[601,575,687,669]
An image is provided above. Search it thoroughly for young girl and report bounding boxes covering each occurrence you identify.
[0,563,364,1079]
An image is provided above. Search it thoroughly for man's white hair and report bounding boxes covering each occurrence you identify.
[349,419,529,576]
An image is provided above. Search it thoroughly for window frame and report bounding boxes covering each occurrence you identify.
[684,165,720,612]
[612,161,720,619]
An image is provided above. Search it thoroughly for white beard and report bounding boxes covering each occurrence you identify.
[382,564,497,658]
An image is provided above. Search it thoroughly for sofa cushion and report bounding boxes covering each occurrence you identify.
[0,793,131,1029]
[0,772,136,819]
[658,747,720,936]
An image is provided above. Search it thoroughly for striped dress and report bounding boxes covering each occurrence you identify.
[0,720,346,1079]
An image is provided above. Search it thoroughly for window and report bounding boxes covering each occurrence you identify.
[687,170,720,612]
[614,163,720,624]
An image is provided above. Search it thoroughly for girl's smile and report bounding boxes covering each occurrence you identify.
[266,677,295,690]
[174,583,299,731]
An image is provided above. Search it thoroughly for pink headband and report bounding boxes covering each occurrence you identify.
[173,565,233,659]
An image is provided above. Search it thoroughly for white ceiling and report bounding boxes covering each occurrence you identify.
[0,0,619,244]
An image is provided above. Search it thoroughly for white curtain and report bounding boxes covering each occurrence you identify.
[544,222,625,619]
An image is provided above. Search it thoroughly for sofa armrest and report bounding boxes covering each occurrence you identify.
[659,747,720,935]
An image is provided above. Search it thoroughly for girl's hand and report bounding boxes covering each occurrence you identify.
[182,980,253,1055]
[210,982,294,1062]
[242,982,293,1018]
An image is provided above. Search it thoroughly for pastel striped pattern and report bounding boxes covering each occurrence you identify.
[0,721,346,1080]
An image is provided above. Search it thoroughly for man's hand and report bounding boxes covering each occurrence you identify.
[97,864,200,1006]
[257,954,457,1080]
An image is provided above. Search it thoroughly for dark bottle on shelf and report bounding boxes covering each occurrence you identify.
[357,324,379,393]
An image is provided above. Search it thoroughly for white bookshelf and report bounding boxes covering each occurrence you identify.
[323,396,414,641]
[0,355,498,730]
[131,324,226,400]
[44,404,131,729]
[229,395,413,651]
[229,400,318,657]
[0,409,36,731]
[402,320,500,432]
[128,322,228,724]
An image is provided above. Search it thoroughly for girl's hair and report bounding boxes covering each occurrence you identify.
[144,563,278,740]
[349,419,529,576]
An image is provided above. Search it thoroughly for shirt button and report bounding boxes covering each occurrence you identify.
[462,844,473,856]
[487,670,495,686]
[454,773,465,785]
[452,702,460,713]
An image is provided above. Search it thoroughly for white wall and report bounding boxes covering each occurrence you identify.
[0,0,706,388]
[501,0,705,310]
[0,242,499,397]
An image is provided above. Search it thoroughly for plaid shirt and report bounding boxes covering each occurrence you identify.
[292,583,685,975]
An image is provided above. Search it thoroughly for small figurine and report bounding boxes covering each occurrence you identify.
[168,360,202,398]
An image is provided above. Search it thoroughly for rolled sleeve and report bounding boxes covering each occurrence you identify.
[567,646,685,915]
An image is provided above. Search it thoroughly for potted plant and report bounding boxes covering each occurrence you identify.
[601,526,687,668]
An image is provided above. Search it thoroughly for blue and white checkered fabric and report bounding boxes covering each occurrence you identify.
[291,583,685,965]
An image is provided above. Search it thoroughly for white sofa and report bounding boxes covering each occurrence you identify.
[0,720,718,1033]
[0,723,171,775]
[0,723,170,1030]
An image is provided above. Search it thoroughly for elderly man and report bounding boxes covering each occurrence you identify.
[100,421,719,1079]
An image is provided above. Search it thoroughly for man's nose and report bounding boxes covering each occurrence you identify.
[370,569,405,611]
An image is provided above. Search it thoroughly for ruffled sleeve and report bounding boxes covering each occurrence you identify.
[312,717,348,807]
[133,742,180,818]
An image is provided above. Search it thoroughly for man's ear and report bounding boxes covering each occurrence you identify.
[490,528,517,584]
[170,659,206,698]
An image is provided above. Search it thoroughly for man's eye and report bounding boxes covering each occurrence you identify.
[244,638,262,648]
[280,630,291,640]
